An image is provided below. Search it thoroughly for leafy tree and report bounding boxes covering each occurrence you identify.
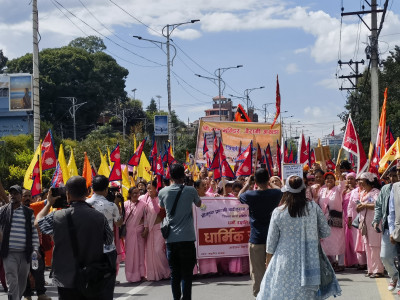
[68,36,106,53]
[6,38,129,140]
[146,98,158,113]
[0,50,7,73]
[339,45,400,149]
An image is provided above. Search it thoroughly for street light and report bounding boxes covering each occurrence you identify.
[131,88,137,99]
[244,86,265,112]
[133,19,200,148]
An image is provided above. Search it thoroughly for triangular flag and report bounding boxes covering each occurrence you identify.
[58,144,70,185]
[137,152,152,182]
[376,88,388,159]
[385,124,395,153]
[149,138,158,172]
[234,104,251,122]
[379,137,400,169]
[368,143,380,176]
[162,143,176,165]
[24,144,41,190]
[98,149,110,177]
[109,144,122,181]
[67,147,79,177]
[82,152,92,188]
[310,149,316,166]
[41,130,57,171]
[155,154,164,176]
[203,133,209,156]
[236,141,253,176]
[30,158,42,197]
[271,75,281,128]
[299,133,309,164]
[128,138,146,166]
[50,162,64,188]
[121,165,130,200]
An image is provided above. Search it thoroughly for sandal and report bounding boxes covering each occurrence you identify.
[364,273,372,277]
[369,273,384,278]
[357,264,367,270]
[334,266,345,272]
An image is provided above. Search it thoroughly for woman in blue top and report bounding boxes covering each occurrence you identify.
[257,175,341,300]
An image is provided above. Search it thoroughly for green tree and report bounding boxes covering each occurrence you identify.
[146,98,158,113]
[7,38,129,140]
[339,45,400,149]
[0,50,7,73]
[68,36,106,53]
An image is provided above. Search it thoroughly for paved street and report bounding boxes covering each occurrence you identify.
[0,264,398,300]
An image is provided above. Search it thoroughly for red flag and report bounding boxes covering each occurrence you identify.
[128,138,146,166]
[271,75,281,128]
[264,148,273,177]
[150,139,158,172]
[299,133,309,164]
[162,143,176,165]
[284,141,289,163]
[342,115,368,174]
[288,150,294,164]
[234,104,251,122]
[219,141,227,162]
[330,129,335,136]
[208,147,220,170]
[307,137,311,165]
[203,133,209,155]
[236,142,252,162]
[91,166,97,178]
[31,159,42,197]
[385,124,395,153]
[310,149,316,166]
[326,159,336,171]
[376,87,388,158]
[157,175,163,190]
[82,152,93,187]
[276,140,282,178]
[236,141,253,176]
[164,165,171,180]
[256,144,263,164]
[41,130,57,171]
[109,144,122,182]
[213,165,222,180]
[213,135,219,153]
[221,160,235,178]
[369,144,380,176]
[50,162,64,188]
[265,144,274,169]
[155,155,164,176]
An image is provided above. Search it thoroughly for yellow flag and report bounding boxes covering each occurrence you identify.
[58,144,70,184]
[98,151,110,177]
[379,137,400,169]
[67,147,79,177]
[137,152,151,182]
[122,165,130,200]
[23,144,41,190]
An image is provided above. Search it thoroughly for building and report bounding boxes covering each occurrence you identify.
[0,74,33,137]
[204,95,258,122]
[322,132,344,146]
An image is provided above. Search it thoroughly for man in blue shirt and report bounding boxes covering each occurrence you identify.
[239,169,282,298]
[159,163,201,300]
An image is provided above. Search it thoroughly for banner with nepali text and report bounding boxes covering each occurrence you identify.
[193,197,250,259]
[195,120,281,166]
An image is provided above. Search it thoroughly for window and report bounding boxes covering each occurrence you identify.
[0,88,8,97]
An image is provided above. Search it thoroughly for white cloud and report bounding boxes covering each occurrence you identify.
[294,47,308,54]
[286,63,299,74]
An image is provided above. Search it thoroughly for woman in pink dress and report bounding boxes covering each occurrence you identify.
[318,171,346,272]
[124,187,147,282]
[311,169,325,202]
[141,180,170,281]
[357,172,384,277]
[342,172,358,267]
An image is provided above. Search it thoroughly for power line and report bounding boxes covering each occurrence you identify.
[52,0,164,66]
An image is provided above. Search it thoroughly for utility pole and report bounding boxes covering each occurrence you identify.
[156,95,162,112]
[32,0,40,149]
[370,0,379,142]
[262,103,274,123]
[341,0,385,142]
[338,60,364,90]
[60,97,87,140]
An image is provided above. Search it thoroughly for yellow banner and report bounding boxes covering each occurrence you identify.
[196,120,281,165]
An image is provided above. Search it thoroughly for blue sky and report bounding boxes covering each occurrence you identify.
[1,0,399,142]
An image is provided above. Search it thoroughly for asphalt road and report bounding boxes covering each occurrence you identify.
[0,264,397,299]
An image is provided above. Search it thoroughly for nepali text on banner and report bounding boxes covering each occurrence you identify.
[193,197,250,259]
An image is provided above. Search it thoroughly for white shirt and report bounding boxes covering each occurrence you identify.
[86,193,121,253]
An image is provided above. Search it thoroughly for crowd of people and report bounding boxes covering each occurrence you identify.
[2,158,400,299]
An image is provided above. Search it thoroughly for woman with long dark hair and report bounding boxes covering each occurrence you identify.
[257,175,341,299]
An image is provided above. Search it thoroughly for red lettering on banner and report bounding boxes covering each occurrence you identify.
[198,227,250,246]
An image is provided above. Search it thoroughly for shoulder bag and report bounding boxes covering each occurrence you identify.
[119,203,135,238]
[327,208,343,228]
[66,211,115,297]
[161,185,184,239]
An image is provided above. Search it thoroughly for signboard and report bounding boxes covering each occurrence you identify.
[9,74,33,111]
[282,163,303,180]
[196,120,281,165]
[154,115,168,136]
[193,197,250,259]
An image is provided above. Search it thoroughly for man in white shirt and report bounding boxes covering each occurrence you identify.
[86,175,123,298]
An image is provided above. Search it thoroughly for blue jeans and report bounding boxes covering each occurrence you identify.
[166,241,196,300]
[381,229,398,281]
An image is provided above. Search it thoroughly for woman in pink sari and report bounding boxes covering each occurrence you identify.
[142,180,170,281]
[357,172,384,278]
[342,172,358,267]
[318,171,346,272]
[124,187,147,282]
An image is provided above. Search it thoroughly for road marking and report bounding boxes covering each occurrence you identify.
[115,281,152,300]
[375,278,395,300]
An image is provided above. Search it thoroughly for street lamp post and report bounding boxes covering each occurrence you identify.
[244,86,265,112]
[131,88,137,99]
[133,19,199,147]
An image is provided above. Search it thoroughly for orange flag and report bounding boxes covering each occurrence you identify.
[376,87,388,158]
[82,152,92,188]
[271,75,280,128]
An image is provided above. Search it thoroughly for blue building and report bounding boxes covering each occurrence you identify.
[0,74,33,137]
